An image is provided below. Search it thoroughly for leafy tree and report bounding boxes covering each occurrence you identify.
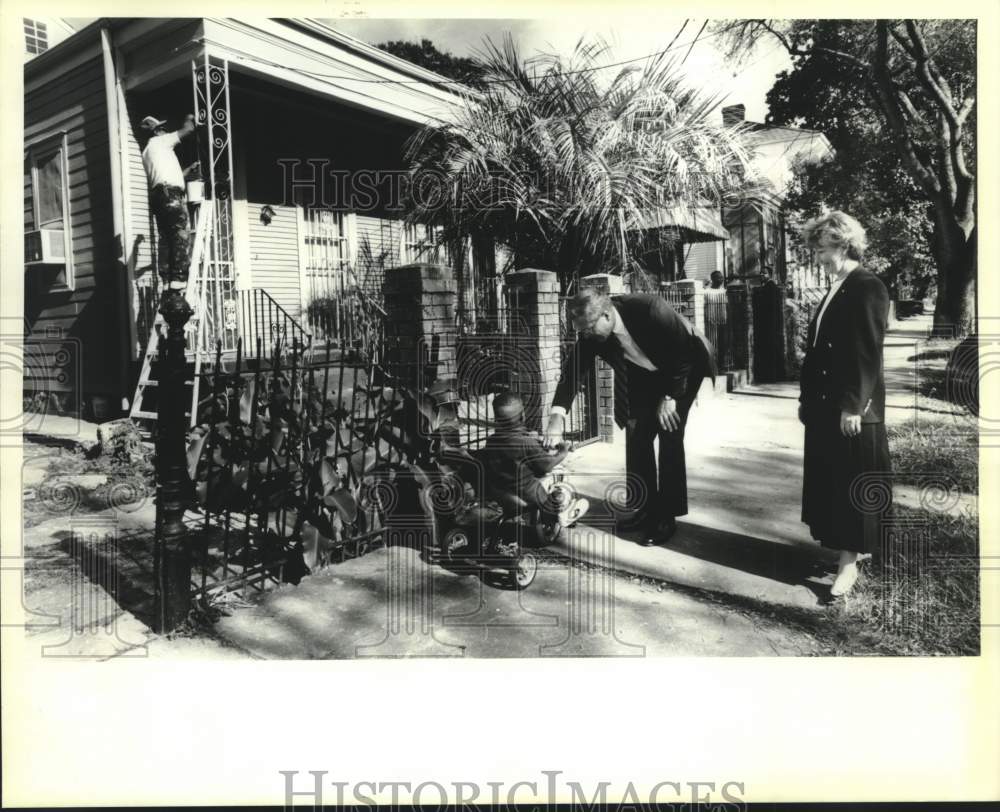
[403,36,762,294]
[374,38,488,91]
[766,41,937,300]
[719,20,976,335]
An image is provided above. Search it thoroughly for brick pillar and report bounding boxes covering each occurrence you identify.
[382,263,457,390]
[690,282,706,334]
[580,274,621,443]
[595,360,616,443]
[505,268,560,432]
[580,272,624,296]
[743,282,756,383]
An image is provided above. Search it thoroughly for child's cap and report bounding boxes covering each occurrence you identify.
[492,391,524,424]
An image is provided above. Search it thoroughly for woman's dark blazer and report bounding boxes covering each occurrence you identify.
[799,268,890,424]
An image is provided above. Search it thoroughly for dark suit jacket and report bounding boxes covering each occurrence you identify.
[552,293,716,411]
[799,268,890,423]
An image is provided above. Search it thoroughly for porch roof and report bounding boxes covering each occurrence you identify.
[632,204,730,242]
[118,18,472,128]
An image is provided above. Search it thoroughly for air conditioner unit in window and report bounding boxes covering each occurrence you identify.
[24,228,65,265]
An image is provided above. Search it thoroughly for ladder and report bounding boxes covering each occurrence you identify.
[129,205,214,428]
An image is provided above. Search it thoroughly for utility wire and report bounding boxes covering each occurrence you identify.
[192,20,746,89]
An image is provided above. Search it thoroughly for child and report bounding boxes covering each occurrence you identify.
[483,391,589,527]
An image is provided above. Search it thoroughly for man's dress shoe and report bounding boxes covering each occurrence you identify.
[617,511,651,533]
[641,517,677,547]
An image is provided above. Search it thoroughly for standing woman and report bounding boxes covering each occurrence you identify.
[798,211,892,598]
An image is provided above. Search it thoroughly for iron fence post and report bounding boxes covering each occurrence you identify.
[155,288,195,631]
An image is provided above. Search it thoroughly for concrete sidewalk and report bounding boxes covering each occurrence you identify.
[213,545,820,658]
[551,315,974,612]
[555,382,836,611]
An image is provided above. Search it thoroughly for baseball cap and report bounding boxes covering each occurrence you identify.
[140,116,168,132]
[492,391,524,424]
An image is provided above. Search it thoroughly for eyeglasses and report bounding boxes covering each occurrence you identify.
[573,314,606,335]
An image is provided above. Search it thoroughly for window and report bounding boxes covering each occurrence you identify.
[26,132,73,289]
[402,223,450,265]
[24,19,48,55]
[300,208,356,305]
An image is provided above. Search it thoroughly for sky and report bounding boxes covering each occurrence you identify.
[326,17,792,122]
[64,15,791,122]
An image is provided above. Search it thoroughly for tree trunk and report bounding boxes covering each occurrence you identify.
[930,209,976,337]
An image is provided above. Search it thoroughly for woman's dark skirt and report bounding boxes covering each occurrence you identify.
[802,407,892,554]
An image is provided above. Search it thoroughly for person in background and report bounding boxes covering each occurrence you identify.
[709,271,725,289]
[798,210,891,598]
[140,113,197,290]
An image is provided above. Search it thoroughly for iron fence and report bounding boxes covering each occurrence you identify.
[558,296,600,444]
[658,283,696,322]
[703,287,750,373]
[454,280,515,449]
[240,288,312,360]
[178,319,408,607]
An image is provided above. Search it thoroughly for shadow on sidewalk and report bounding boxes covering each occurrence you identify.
[666,522,835,601]
[576,497,836,605]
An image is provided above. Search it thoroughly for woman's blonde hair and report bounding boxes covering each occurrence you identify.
[800,210,868,261]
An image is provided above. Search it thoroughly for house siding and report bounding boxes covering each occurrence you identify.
[244,205,410,331]
[355,214,402,295]
[682,241,722,282]
[124,103,155,285]
[24,52,119,400]
[247,202,301,318]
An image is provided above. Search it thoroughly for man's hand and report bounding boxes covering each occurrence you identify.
[840,410,862,438]
[543,414,565,449]
[657,396,681,432]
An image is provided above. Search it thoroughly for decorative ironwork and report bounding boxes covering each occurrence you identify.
[192,54,239,353]
[239,288,312,361]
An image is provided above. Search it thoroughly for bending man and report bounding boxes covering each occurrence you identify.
[545,288,715,545]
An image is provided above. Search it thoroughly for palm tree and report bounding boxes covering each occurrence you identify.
[404,35,764,293]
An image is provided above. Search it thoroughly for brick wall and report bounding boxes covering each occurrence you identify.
[382,263,457,389]
[505,269,561,432]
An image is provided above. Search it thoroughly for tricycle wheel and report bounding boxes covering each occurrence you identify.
[513,552,538,589]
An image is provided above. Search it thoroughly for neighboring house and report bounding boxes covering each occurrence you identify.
[629,203,730,287]
[681,104,833,288]
[24,18,472,416]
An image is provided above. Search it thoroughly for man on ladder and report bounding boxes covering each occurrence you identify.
[130,112,206,427]
[139,113,198,289]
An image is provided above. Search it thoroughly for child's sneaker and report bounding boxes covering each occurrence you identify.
[558,497,589,528]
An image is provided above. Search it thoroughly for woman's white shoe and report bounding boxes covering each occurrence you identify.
[830,562,859,597]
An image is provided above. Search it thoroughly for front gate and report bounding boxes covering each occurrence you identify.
[176,298,399,610]
[559,296,600,445]
[752,280,786,382]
